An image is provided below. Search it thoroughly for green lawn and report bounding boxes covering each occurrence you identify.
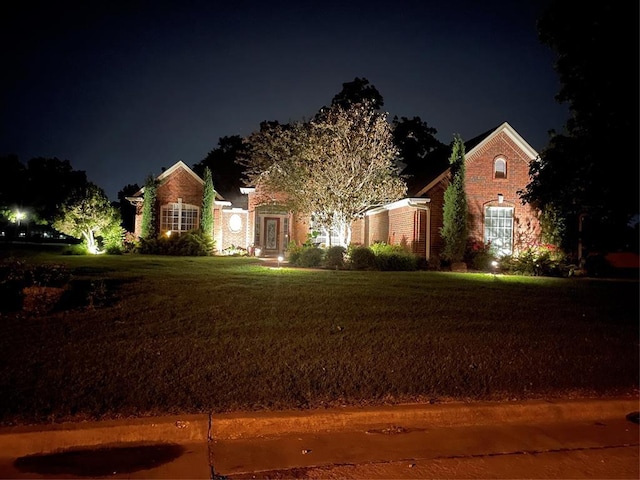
[0,251,638,426]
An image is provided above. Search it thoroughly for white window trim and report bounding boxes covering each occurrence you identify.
[160,199,200,233]
[494,157,507,179]
[484,205,514,256]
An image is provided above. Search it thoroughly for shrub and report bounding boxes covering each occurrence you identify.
[0,258,27,311]
[375,252,420,271]
[101,223,125,254]
[499,244,568,277]
[136,230,214,256]
[324,246,346,269]
[465,240,497,272]
[0,259,72,312]
[286,243,303,264]
[26,263,72,287]
[296,246,324,268]
[122,232,138,253]
[348,245,377,270]
[369,242,419,271]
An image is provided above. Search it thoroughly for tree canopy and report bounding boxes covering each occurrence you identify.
[242,102,406,246]
[521,0,639,254]
[0,156,89,226]
[192,135,248,204]
[392,116,446,167]
[330,77,384,111]
[52,182,120,253]
[116,183,140,233]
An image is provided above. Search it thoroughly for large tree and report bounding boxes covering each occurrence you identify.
[242,102,406,246]
[116,183,140,233]
[26,157,89,224]
[0,156,88,226]
[192,135,248,203]
[330,77,384,110]
[520,1,639,255]
[53,183,120,253]
[391,116,448,182]
[440,135,468,264]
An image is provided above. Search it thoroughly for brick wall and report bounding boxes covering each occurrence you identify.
[350,218,365,245]
[368,211,389,244]
[156,168,203,210]
[219,210,249,251]
[428,180,447,256]
[464,131,541,250]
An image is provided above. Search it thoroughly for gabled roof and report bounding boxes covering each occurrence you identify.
[127,160,225,201]
[410,122,538,197]
[467,122,538,160]
[157,160,204,185]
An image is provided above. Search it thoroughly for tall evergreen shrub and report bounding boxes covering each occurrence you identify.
[140,175,157,239]
[441,134,468,263]
[201,167,215,237]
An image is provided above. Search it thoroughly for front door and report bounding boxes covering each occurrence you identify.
[264,217,280,253]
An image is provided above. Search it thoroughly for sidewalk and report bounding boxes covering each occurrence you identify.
[0,397,638,479]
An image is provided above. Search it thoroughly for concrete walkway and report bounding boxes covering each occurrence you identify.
[0,397,638,479]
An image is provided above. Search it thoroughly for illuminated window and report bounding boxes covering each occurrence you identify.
[310,214,340,247]
[160,202,199,233]
[484,206,513,256]
[494,158,507,179]
[229,214,242,232]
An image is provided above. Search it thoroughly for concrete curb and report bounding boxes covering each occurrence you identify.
[0,414,210,458]
[211,397,640,440]
[0,397,637,457]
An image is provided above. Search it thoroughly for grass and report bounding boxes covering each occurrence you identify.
[0,250,638,426]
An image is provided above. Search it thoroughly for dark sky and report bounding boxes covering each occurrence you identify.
[1,0,568,201]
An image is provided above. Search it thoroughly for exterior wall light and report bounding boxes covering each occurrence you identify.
[498,194,504,203]
[166,230,172,237]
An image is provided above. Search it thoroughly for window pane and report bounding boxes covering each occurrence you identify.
[180,205,199,231]
[484,206,513,256]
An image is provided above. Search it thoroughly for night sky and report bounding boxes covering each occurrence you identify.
[1,0,568,201]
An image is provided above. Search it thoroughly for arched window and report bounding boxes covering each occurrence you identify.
[494,158,507,179]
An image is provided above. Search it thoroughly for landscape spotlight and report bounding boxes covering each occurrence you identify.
[277,255,284,267]
[491,260,499,276]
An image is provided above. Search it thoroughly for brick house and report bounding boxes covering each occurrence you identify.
[127,161,252,252]
[406,121,543,259]
[242,121,542,259]
[128,122,541,259]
